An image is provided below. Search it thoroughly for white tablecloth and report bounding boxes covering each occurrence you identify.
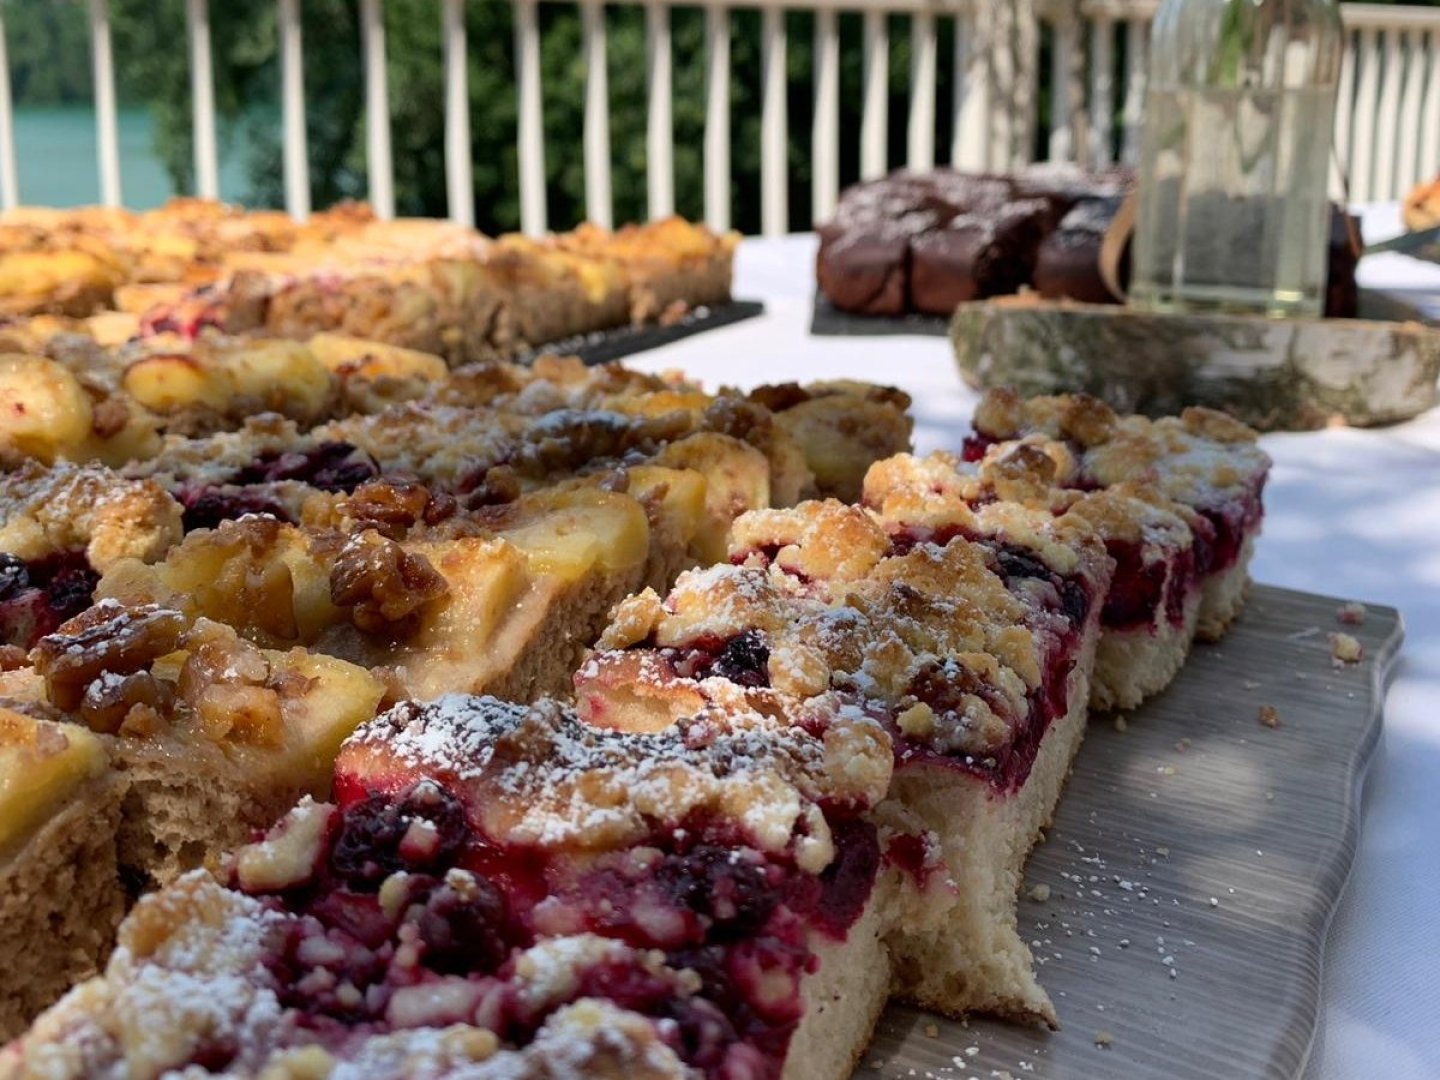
[628,212,1440,1079]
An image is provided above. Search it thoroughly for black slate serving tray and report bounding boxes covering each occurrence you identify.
[515,299,765,365]
[809,291,950,338]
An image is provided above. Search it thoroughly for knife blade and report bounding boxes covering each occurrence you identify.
[1364,224,1440,257]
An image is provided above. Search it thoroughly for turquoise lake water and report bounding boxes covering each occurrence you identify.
[12,106,253,209]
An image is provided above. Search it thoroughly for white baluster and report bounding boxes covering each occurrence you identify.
[1350,25,1380,203]
[704,4,730,232]
[361,0,394,219]
[813,7,839,223]
[514,0,546,232]
[1013,0,1039,168]
[1049,11,1079,162]
[1088,15,1114,166]
[861,9,888,180]
[1332,26,1356,200]
[952,8,990,170]
[187,0,220,200]
[761,6,787,236]
[1423,29,1440,182]
[1120,17,1147,164]
[1397,31,1425,193]
[989,0,1015,167]
[1374,28,1404,201]
[908,11,936,171]
[278,0,309,218]
[90,0,122,207]
[646,1,674,220]
[0,10,19,210]
[581,0,612,229]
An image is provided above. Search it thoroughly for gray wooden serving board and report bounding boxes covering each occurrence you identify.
[855,584,1402,1080]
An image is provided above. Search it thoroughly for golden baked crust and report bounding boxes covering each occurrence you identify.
[1403,175,1440,232]
[969,388,1270,510]
[584,497,1109,770]
[748,381,914,503]
[0,462,182,571]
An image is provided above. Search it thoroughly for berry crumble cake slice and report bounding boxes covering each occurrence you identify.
[864,445,1203,711]
[0,462,183,648]
[577,499,1113,1024]
[1,692,894,1080]
[0,706,124,1041]
[966,388,1271,640]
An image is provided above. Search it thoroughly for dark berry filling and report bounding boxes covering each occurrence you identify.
[176,486,294,532]
[173,443,381,532]
[884,832,942,890]
[232,442,380,493]
[239,775,877,1080]
[886,528,1094,792]
[643,631,773,689]
[1195,478,1266,577]
[0,551,99,648]
[960,432,996,462]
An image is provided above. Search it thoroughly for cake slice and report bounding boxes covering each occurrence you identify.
[92,477,655,705]
[554,216,738,323]
[19,600,386,889]
[577,498,1113,1024]
[864,445,1203,711]
[0,706,124,1041]
[745,380,914,503]
[0,351,161,469]
[966,388,1271,639]
[0,691,894,1080]
[0,463,183,647]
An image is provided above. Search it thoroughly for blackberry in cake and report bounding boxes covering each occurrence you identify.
[0,691,894,1079]
[864,445,1204,711]
[577,498,1113,1024]
[966,388,1271,640]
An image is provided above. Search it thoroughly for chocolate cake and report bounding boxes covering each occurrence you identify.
[1033,196,1129,306]
[910,198,1053,316]
[817,166,1133,318]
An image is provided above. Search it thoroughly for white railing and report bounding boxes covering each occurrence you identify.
[0,0,1436,233]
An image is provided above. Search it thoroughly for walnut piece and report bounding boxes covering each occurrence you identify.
[31,602,186,712]
[337,477,453,539]
[331,531,449,633]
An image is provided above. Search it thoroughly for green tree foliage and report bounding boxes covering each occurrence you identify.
[5,0,1437,232]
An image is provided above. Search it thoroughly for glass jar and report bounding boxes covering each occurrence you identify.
[1130,0,1345,317]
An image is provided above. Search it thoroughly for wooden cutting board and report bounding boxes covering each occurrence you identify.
[855,584,1402,1080]
[950,295,1440,432]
